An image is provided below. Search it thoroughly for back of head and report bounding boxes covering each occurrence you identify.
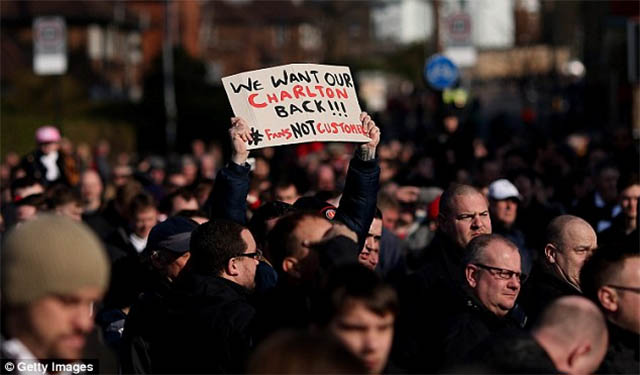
[266,211,322,274]
[532,296,607,374]
[248,201,296,250]
[247,330,366,374]
[580,242,638,302]
[1,215,110,307]
[188,219,247,276]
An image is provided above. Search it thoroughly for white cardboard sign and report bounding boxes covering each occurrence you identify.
[222,64,369,149]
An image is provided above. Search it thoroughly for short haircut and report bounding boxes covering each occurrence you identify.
[376,191,400,212]
[545,215,587,248]
[160,187,196,214]
[464,234,518,266]
[580,240,639,302]
[188,219,247,276]
[46,184,82,209]
[128,192,157,217]
[248,201,296,250]
[439,183,484,219]
[314,264,398,327]
[532,296,606,351]
[266,211,323,272]
[246,330,366,374]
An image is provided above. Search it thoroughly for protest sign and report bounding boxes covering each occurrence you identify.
[222,64,370,150]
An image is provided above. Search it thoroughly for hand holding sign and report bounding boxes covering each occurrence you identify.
[230,117,252,165]
[222,64,371,149]
[357,111,380,161]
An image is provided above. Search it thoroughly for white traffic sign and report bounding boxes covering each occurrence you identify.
[33,16,67,75]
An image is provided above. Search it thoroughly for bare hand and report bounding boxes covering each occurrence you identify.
[357,112,380,160]
[229,117,252,165]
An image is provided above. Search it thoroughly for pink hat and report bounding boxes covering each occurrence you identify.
[35,126,61,144]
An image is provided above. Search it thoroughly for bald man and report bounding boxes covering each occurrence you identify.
[518,215,597,324]
[466,296,608,374]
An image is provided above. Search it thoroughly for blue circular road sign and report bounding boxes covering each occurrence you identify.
[424,54,459,90]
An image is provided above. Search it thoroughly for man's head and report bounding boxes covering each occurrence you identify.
[47,185,83,222]
[531,296,608,374]
[145,216,198,280]
[79,170,104,207]
[266,211,333,281]
[128,193,158,239]
[488,179,520,228]
[316,265,397,374]
[581,242,640,334]
[464,234,522,317]
[358,209,383,271]
[618,178,640,223]
[544,215,597,289]
[438,184,492,249]
[273,180,300,205]
[163,187,199,216]
[376,192,400,232]
[593,161,620,204]
[189,220,259,289]
[1,216,110,360]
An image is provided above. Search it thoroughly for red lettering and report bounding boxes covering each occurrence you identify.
[326,88,335,98]
[293,85,305,99]
[264,128,274,141]
[305,86,317,97]
[314,85,325,97]
[316,122,325,134]
[280,90,292,100]
[267,93,279,104]
[248,93,267,108]
[336,88,348,99]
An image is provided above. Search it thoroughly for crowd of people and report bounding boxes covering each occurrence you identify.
[0,108,638,374]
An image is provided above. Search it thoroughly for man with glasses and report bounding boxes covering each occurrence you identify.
[439,234,524,370]
[151,219,260,374]
[518,215,597,324]
[581,240,639,373]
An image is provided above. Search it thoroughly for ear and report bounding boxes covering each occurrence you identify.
[544,244,557,264]
[465,265,478,288]
[282,257,300,278]
[597,286,618,313]
[567,341,591,371]
[225,258,239,277]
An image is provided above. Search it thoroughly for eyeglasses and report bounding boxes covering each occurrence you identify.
[473,263,525,282]
[234,249,263,261]
[607,285,640,294]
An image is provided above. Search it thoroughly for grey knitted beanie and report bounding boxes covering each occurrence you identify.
[1,215,110,306]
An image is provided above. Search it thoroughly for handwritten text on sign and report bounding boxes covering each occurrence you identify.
[222,64,369,149]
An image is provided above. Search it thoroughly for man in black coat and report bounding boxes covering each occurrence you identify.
[466,296,608,374]
[151,220,260,374]
[581,241,640,374]
[518,215,597,324]
[393,184,494,373]
[438,234,525,370]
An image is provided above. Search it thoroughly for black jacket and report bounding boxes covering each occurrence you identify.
[517,262,581,326]
[151,273,256,374]
[598,322,640,374]
[464,329,558,374]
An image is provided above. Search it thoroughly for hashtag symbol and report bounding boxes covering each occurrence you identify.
[248,127,264,146]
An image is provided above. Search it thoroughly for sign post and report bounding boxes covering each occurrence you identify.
[424,54,459,91]
[33,16,67,75]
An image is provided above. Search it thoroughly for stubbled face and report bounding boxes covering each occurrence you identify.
[329,300,394,374]
[442,193,492,249]
[16,286,103,360]
[235,229,259,290]
[490,199,518,227]
[359,218,382,270]
[553,221,597,287]
[468,241,521,317]
[620,184,640,220]
[132,207,158,239]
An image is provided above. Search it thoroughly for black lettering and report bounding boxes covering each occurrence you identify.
[289,103,303,115]
[305,120,317,135]
[302,101,314,112]
[314,100,326,113]
[324,72,336,86]
[343,73,353,87]
[271,71,289,88]
[290,122,303,138]
[275,106,288,118]
[309,70,320,83]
